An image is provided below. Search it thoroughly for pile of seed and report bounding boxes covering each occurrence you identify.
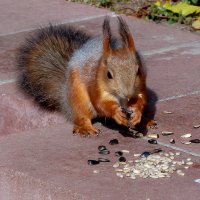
[113,152,193,179]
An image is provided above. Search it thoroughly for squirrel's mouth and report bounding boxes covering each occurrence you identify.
[119,97,129,109]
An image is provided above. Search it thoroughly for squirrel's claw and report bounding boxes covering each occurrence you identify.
[73,125,100,137]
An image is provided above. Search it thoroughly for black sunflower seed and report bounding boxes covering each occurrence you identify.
[119,156,126,162]
[98,145,107,151]
[148,139,157,144]
[190,139,200,143]
[109,139,119,145]
[88,160,100,166]
[140,151,151,158]
[115,151,123,157]
[99,149,110,155]
[170,139,175,144]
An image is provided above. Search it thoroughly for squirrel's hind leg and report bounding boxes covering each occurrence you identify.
[68,70,99,137]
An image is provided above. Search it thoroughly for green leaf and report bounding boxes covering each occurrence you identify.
[163,2,200,16]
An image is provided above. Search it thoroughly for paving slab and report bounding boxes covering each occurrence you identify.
[148,94,200,155]
[0,0,109,35]
[0,1,200,200]
[1,15,200,81]
[0,83,65,135]
[0,124,199,200]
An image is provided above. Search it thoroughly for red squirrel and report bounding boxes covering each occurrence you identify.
[17,16,149,136]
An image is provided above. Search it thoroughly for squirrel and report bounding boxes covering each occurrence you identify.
[17,16,149,137]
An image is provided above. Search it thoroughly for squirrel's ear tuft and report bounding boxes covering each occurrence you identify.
[103,16,111,58]
[117,16,135,52]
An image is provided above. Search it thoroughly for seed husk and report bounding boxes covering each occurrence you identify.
[162,131,174,136]
[109,139,119,145]
[181,133,192,138]
[190,139,200,143]
[193,124,200,129]
[148,139,157,144]
[163,111,173,114]
[147,133,159,139]
[88,160,100,166]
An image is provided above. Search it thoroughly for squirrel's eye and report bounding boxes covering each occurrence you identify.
[107,71,113,79]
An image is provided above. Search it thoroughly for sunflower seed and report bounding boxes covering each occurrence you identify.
[115,169,123,172]
[186,161,193,165]
[98,145,107,151]
[148,139,157,144]
[109,139,119,145]
[181,141,191,145]
[115,151,123,157]
[113,162,120,168]
[177,170,185,176]
[121,150,130,153]
[88,160,100,166]
[140,151,151,158]
[98,158,110,162]
[194,178,200,183]
[93,170,100,174]
[193,124,200,129]
[147,133,159,139]
[134,153,141,157]
[170,139,175,144]
[181,133,192,138]
[162,131,174,136]
[116,172,123,178]
[186,158,192,161]
[190,139,200,143]
[119,156,126,162]
[175,152,181,156]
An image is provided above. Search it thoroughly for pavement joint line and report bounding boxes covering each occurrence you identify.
[0,13,115,37]
[143,41,200,56]
[158,90,200,102]
[0,78,200,103]
[0,79,16,85]
[143,137,200,157]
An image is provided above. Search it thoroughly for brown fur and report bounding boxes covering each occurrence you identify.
[17,17,150,137]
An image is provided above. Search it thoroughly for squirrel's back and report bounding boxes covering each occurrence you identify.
[17,25,91,114]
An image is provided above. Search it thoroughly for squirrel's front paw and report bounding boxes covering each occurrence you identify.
[113,107,128,127]
[128,107,142,127]
[73,125,100,137]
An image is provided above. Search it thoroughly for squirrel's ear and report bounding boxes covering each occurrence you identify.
[103,17,111,58]
[117,16,135,52]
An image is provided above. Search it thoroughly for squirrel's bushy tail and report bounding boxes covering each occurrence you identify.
[17,24,91,111]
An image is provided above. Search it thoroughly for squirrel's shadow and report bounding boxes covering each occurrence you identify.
[92,88,158,138]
